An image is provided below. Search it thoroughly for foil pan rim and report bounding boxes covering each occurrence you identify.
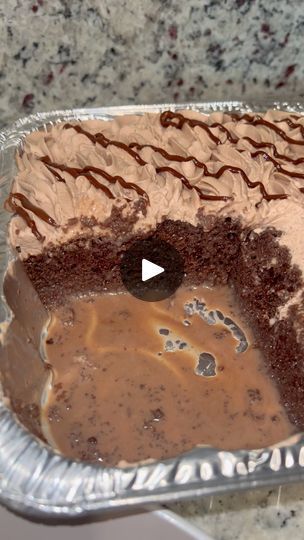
[1,101,304,518]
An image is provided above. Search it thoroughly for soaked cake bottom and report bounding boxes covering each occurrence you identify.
[41,285,293,466]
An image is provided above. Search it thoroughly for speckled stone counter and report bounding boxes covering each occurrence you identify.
[169,483,304,540]
[0,0,304,128]
[1,0,304,538]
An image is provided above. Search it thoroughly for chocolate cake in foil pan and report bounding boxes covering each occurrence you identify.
[0,101,304,519]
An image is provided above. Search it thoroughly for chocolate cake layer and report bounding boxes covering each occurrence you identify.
[234,228,304,427]
[23,217,242,307]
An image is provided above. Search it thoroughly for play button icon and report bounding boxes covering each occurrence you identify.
[142,259,164,282]
[120,238,184,302]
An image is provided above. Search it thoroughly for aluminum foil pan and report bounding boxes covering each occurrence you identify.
[1,101,304,519]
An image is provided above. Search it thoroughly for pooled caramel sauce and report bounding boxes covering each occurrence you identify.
[41,286,293,466]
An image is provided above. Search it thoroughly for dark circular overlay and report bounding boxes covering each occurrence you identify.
[120,238,184,302]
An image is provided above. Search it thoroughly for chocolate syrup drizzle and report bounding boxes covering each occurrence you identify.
[40,155,149,203]
[65,123,146,167]
[160,111,304,182]
[250,150,304,179]
[229,113,304,146]
[44,162,66,182]
[242,137,304,166]
[65,124,229,202]
[64,121,288,201]
[160,110,304,154]
[274,116,304,137]
[160,110,225,145]
[7,193,57,241]
[130,142,287,201]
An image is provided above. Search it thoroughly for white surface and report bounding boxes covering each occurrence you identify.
[142,258,164,282]
[0,505,212,540]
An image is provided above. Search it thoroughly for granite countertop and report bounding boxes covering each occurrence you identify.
[1,0,304,538]
[169,483,304,539]
[0,0,303,129]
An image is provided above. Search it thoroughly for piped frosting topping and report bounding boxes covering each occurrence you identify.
[7,109,304,277]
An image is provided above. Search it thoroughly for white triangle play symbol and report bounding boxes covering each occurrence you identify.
[141,258,164,282]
